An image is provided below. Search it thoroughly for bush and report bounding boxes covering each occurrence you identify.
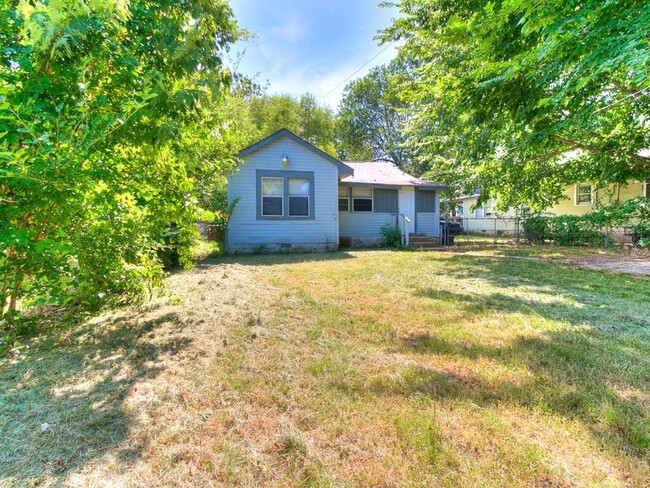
[524,197,650,247]
[524,215,604,246]
[523,216,549,243]
[381,224,403,248]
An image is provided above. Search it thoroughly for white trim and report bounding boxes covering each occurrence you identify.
[338,185,350,212]
[643,181,649,198]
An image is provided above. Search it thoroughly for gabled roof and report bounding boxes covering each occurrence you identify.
[237,128,353,175]
[340,161,446,189]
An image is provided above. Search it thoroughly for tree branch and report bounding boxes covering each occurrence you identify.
[552,135,650,170]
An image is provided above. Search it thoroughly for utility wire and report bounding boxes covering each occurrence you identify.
[318,41,396,103]
[593,86,649,113]
[222,40,398,120]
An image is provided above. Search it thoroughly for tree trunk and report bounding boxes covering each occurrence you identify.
[8,271,24,313]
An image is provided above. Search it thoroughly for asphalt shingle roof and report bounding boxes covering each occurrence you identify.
[341,161,445,189]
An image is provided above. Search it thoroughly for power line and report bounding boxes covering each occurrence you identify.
[318,41,396,103]
[593,86,649,113]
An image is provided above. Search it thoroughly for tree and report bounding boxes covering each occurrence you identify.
[246,93,337,155]
[336,62,412,167]
[0,0,240,314]
[382,0,650,209]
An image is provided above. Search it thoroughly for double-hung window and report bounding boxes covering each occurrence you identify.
[576,183,593,205]
[257,170,315,219]
[484,200,493,216]
[261,177,284,216]
[338,186,349,211]
[352,187,373,212]
[288,178,310,217]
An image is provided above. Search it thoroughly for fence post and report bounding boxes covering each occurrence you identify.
[604,226,609,248]
[493,218,497,244]
[515,216,520,243]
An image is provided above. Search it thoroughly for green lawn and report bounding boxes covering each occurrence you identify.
[2,249,649,486]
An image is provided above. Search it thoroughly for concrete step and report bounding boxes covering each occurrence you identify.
[409,235,438,243]
[410,241,440,249]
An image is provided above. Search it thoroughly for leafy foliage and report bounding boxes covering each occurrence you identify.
[524,216,604,246]
[380,224,403,247]
[524,197,650,246]
[231,93,337,156]
[0,0,240,315]
[382,0,650,209]
[336,62,412,168]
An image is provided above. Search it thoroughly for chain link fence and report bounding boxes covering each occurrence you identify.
[450,217,638,247]
[451,217,522,245]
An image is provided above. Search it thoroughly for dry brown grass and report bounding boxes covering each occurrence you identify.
[1,250,649,486]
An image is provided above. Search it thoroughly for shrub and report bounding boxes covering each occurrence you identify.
[381,224,403,248]
[524,215,604,246]
[523,216,549,243]
[523,197,650,247]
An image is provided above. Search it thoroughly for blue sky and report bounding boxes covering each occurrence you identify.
[229,0,399,109]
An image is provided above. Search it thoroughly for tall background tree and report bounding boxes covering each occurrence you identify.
[336,62,412,168]
[244,93,337,156]
[0,0,240,314]
[382,0,650,209]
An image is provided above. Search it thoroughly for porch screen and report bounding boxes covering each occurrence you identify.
[373,189,398,213]
[415,190,436,212]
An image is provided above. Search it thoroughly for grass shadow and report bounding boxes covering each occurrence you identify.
[421,253,650,330]
[0,305,192,484]
[376,255,650,457]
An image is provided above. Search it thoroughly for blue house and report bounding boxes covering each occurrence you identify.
[226,129,444,253]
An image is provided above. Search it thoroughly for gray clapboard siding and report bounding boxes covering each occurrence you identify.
[339,211,395,241]
[227,136,339,251]
[416,212,439,236]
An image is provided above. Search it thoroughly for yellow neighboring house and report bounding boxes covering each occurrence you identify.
[452,180,649,233]
[547,180,649,215]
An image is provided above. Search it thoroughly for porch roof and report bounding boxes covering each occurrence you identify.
[340,161,446,190]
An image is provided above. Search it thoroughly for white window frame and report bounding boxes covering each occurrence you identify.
[352,187,373,212]
[261,176,284,217]
[338,186,349,212]
[288,178,310,218]
[575,183,594,205]
[484,200,493,217]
